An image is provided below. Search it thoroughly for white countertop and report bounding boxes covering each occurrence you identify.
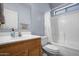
[0,35,41,45]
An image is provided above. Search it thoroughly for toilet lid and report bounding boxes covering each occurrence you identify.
[43,44,59,53]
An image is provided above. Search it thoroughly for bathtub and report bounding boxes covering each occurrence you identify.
[41,36,79,56]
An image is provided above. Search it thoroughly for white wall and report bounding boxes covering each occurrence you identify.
[30,3,50,36]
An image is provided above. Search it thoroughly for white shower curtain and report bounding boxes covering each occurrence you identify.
[51,11,79,50]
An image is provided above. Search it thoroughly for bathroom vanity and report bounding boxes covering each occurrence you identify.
[0,35,42,56]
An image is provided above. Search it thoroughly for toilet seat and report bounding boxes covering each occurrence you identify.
[43,44,59,54]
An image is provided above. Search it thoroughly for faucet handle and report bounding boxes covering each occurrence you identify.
[18,32,22,37]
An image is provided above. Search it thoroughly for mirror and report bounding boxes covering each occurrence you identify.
[0,8,18,32]
[0,3,30,35]
[4,8,18,29]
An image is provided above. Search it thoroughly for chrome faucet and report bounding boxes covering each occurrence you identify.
[18,31,22,37]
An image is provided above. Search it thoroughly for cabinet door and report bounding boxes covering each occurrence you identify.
[29,47,40,56]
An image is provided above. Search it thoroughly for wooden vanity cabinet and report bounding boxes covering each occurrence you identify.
[0,38,42,56]
[28,39,41,56]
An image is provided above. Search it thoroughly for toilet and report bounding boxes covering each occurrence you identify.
[41,36,60,56]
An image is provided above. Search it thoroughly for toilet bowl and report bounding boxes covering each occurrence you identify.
[41,36,60,55]
[43,44,59,55]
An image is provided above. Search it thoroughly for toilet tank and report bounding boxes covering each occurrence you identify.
[41,36,48,46]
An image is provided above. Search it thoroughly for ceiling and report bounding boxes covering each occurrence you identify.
[23,3,70,10]
[21,3,71,13]
[49,3,64,9]
[48,3,71,9]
